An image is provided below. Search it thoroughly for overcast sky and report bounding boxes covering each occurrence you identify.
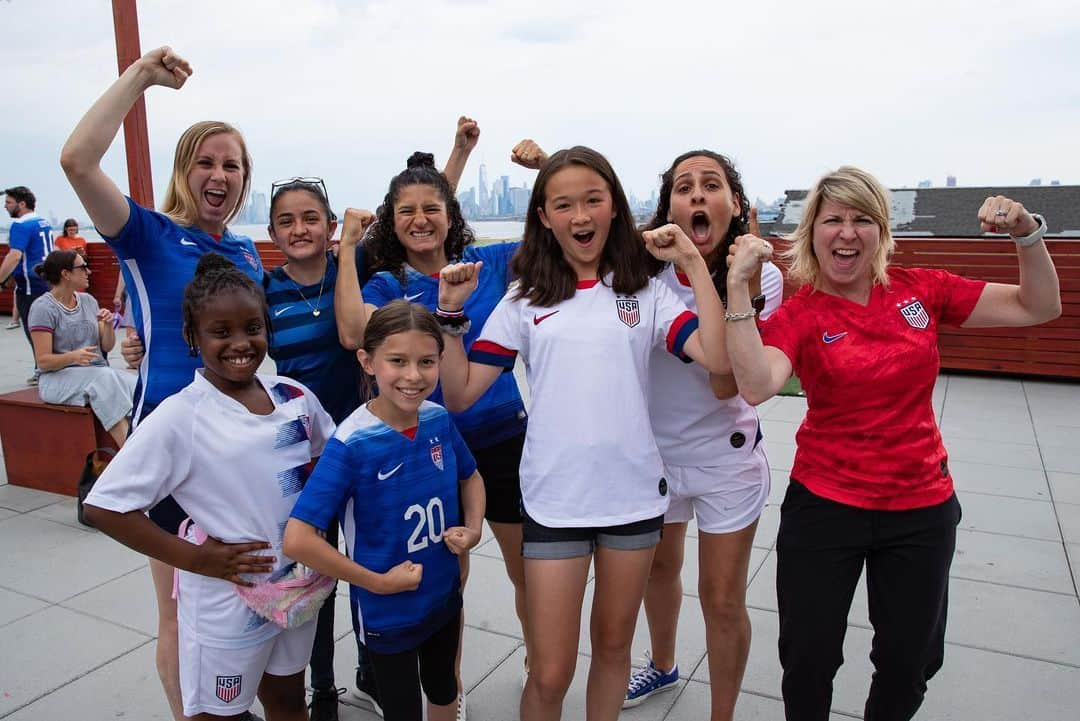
[3,0,1079,227]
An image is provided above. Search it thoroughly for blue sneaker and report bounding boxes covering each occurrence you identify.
[623,652,679,708]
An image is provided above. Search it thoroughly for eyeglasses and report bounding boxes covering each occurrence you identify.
[270,177,336,220]
[69,264,90,273]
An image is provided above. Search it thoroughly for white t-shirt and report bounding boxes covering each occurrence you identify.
[86,371,334,647]
[469,276,697,527]
[649,263,784,467]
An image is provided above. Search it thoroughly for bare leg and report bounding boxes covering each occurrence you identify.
[256,670,308,721]
[489,521,529,654]
[457,553,469,697]
[107,416,130,448]
[699,521,758,721]
[641,522,687,671]
[149,558,191,721]
[520,555,591,721]
[586,545,656,721]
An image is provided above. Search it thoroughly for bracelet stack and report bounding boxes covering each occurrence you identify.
[724,309,757,323]
[435,306,472,337]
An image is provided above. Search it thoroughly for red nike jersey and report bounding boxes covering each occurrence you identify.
[759,267,986,510]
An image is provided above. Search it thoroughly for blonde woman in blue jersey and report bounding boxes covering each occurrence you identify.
[286,301,485,721]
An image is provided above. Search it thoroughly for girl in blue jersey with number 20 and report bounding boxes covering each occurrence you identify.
[285,300,485,721]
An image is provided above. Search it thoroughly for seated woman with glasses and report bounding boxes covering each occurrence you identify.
[28,249,136,447]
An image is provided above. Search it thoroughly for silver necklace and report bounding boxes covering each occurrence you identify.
[287,266,327,317]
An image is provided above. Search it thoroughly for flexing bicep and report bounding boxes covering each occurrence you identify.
[962,282,1056,328]
[756,346,794,404]
[65,166,131,238]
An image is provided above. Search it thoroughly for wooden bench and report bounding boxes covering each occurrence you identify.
[0,388,118,496]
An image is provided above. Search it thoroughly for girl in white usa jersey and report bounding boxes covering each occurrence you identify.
[435,146,730,721]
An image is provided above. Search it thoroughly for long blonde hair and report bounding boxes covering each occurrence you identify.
[782,165,894,288]
[160,121,252,229]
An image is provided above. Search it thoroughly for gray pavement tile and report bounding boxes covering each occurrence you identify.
[463,553,528,640]
[0,484,70,512]
[2,642,173,721]
[28,497,90,530]
[1066,544,1080,596]
[943,577,1080,665]
[1033,422,1080,448]
[1041,440,1080,475]
[61,565,158,636]
[1056,501,1080,544]
[956,491,1061,541]
[939,416,1037,445]
[766,441,796,473]
[0,505,17,522]
[941,436,1045,470]
[754,504,780,549]
[944,375,1029,405]
[0,586,50,628]
[1051,471,1080,505]
[0,605,151,717]
[1024,379,1080,407]
[951,529,1073,593]
[758,397,808,424]
[0,514,146,602]
[761,419,799,446]
[917,641,1080,721]
[664,682,852,721]
[948,459,1050,501]
[755,397,781,417]
[768,472,788,505]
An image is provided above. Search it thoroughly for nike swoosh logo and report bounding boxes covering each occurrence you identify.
[404,292,424,302]
[179,239,198,246]
[822,331,848,344]
[376,463,404,480]
[533,311,560,325]
[274,306,293,317]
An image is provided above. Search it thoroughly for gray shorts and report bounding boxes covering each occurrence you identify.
[38,365,137,430]
[521,511,664,560]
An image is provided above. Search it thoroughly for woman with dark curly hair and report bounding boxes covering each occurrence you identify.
[335,137,528,719]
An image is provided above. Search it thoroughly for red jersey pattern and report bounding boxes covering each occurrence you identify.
[759,267,986,510]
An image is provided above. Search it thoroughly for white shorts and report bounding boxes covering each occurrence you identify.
[179,618,317,716]
[663,443,771,534]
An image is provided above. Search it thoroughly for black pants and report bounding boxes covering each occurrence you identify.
[15,291,43,369]
[367,610,461,721]
[776,480,961,721]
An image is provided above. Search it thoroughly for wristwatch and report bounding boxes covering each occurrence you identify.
[1012,214,1046,248]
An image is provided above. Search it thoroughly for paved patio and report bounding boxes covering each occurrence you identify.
[0,323,1077,720]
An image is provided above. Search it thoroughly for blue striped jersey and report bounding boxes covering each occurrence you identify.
[103,198,264,423]
[264,250,367,423]
[8,213,52,295]
[290,401,476,653]
[362,242,526,448]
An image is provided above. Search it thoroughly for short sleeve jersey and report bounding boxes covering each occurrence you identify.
[469,275,698,527]
[649,262,784,466]
[362,242,526,448]
[85,372,334,647]
[759,267,986,510]
[27,292,107,368]
[8,213,52,296]
[265,250,366,424]
[291,401,476,653]
[101,198,264,423]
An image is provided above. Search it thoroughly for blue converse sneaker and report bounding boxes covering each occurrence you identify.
[623,652,679,708]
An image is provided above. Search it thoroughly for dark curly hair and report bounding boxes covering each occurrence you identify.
[366,152,475,286]
[645,150,750,302]
[181,253,269,352]
[512,146,662,307]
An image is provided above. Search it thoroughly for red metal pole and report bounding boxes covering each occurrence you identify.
[111,0,154,210]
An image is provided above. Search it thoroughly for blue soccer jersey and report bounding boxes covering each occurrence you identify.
[291,401,477,654]
[265,250,367,424]
[103,198,264,423]
[362,242,526,448]
[8,213,52,296]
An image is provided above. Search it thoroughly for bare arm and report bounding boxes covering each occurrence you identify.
[97,308,117,352]
[442,116,480,193]
[436,262,504,411]
[963,198,1061,327]
[60,47,192,237]
[333,208,378,350]
[443,470,486,555]
[283,518,421,594]
[0,250,23,284]
[32,331,98,371]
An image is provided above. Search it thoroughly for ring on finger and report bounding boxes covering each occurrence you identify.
[995,209,1008,217]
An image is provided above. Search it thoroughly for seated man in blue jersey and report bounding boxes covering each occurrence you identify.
[2,186,54,385]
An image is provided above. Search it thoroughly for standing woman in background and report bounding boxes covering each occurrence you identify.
[61,46,264,721]
[724,166,1061,721]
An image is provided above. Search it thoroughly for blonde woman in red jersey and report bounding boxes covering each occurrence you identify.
[724,166,1061,721]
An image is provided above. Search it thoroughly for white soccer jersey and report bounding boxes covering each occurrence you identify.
[649,263,784,466]
[470,276,698,527]
[86,371,334,647]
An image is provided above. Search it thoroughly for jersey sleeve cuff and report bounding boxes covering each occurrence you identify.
[666,311,699,363]
[468,340,517,369]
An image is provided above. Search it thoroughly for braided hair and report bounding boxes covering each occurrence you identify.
[181,253,269,353]
[366,151,475,287]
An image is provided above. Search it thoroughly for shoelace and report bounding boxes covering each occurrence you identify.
[627,661,663,693]
[307,687,347,708]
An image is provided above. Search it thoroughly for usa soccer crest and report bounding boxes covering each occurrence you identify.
[215,675,242,703]
[616,298,640,328]
[430,443,444,471]
[898,299,930,329]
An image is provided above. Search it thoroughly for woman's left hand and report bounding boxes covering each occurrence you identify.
[96,308,114,325]
[642,223,697,266]
[454,116,481,153]
[979,195,1038,237]
[443,526,481,555]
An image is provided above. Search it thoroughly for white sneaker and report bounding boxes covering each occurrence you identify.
[456,692,467,721]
